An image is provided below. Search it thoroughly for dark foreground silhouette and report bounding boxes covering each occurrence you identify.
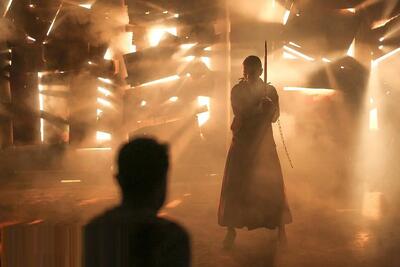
[84,137,190,267]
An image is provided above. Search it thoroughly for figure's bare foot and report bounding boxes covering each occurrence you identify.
[223,228,236,249]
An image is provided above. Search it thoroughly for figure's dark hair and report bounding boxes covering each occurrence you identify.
[117,137,169,195]
[243,55,262,69]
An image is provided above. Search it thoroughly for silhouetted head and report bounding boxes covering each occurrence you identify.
[243,55,263,83]
[116,137,169,211]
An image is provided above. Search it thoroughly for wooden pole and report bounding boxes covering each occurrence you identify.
[264,41,268,83]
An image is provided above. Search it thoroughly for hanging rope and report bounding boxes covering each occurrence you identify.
[277,118,294,169]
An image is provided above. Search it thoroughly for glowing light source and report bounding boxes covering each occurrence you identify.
[38,73,44,142]
[197,96,210,126]
[289,42,301,48]
[347,38,355,57]
[372,14,400,30]
[322,57,332,63]
[140,100,147,107]
[180,43,197,50]
[169,96,179,102]
[3,0,13,17]
[98,77,113,84]
[148,27,177,47]
[379,37,385,42]
[283,52,298,60]
[138,75,180,87]
[283,87,336,96]
[47,3,63,36]
[96,109,103,119]
[378,45,384,50]
[174,14,179,18]
[97,98,112,107]
[184,56,195,62]
[27,36,36,42]
[204,46,212,51]
[347,8,356,13]
[369,107,378,130]
[201,57,211,68]
[283,9,291,25]
[283,46,314,61]
[104,48,113,60]
[96,131,112,141]
[372,47,400,67]
[79,3,92,9]
[97,86,111,96]
[61,180,82,183]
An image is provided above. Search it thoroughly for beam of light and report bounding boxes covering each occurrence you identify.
[165,199,182,209]
[369,107,379,130]
[283,46,315,61]
[78,3,92,9]
[96,131,112,141]
[283,9,291,25]
[169,96,178,102]
[201,56,211,68]
[47,3,63,36]
[283,87,336,95]
[289,42,301,48]
[97,97,113,107]
[322,57,332,63]
[180,43,197,50]
[98,77,113,84]
[61,179,82,183]
[3,0,13,17]
[372,47,400,67]
[140,100,147,107]
[148,27,177,47]
[283,51,298,60]
[197,96,210,127]
[76,147,112,151]
[97,86,111,96]
[272,0,276,8]
[347,38,356,57]
[362,192,382,219]
[138,75,180,87]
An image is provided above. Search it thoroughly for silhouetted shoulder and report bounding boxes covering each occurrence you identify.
[84,207,190,267]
